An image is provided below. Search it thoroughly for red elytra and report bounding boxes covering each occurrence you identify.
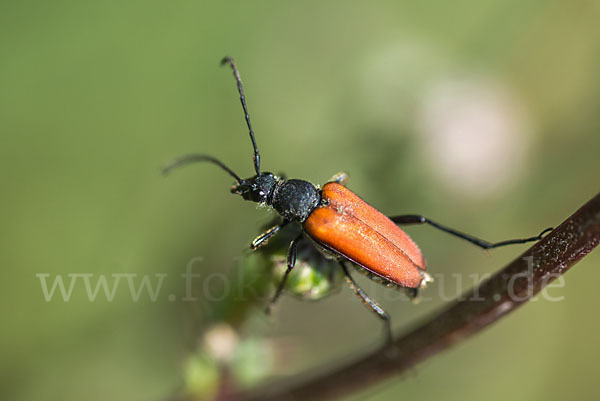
[304,182,427,288]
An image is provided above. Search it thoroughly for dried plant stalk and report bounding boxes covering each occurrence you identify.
[238,193,600,401]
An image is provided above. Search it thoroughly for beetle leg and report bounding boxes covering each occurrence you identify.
[340,261,392,345]
[250,220,290,250]
[265,233,302,314]
[388,215,553,250]
[328,172,349,185]
[406,287,419,300]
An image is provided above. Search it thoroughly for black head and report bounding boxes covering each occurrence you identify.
[231,172,277,204]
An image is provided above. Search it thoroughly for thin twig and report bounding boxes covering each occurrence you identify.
[237,192,600,401]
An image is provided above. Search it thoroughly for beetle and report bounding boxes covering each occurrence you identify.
[163,57,552,343]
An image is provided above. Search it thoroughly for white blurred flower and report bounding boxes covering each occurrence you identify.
[418,78,532,198]
[203,323,239,363]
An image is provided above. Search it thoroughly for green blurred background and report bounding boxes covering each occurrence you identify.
[1,0,599,400]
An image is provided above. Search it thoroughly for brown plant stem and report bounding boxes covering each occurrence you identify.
[237,192,600,401]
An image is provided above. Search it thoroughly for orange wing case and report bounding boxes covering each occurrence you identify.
[304,182,426,288]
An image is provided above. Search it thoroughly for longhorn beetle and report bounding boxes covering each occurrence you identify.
[163,57,552,344]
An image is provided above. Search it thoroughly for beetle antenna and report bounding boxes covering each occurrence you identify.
[220,56,261,176]
[162,154,243,184]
